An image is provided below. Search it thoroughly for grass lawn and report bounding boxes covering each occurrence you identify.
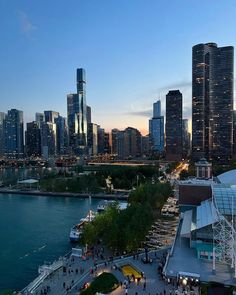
[80,272,119,295]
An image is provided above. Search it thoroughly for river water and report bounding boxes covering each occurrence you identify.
[0,193,100,292]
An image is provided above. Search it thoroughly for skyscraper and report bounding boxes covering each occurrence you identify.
[4,109,24,158]
[111,127,141,159]
[192,43,234,162]
[87,123,98,156]
[35,112,45,128]
[0,112,5,157]
[44,111,59,124]
[55,116,69,155]
[41,122,56,158]
[182,119,190,158]
[76,68,87,149]
[67,68,88,155]
[87,106,91,125]
[25,121,41,157]
[233,110,236,156]
[149,100,164,154]
[166,90,183,161]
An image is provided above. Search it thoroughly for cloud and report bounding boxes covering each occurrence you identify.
[155,81,192,94]
[125,109,152,117]
[18,11,37,37]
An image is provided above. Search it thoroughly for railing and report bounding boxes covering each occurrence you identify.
[22,259,64,294]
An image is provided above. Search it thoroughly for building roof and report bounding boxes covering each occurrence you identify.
[212,184,236,216]
[180,210,193,238]
[218,169,236,185]
[196,199,219,229]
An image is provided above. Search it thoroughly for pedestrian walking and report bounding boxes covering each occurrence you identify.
[143,282,146,291]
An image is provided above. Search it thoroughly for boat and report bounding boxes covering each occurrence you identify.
[97,200,128,213]
[69,210,96,242]
[97,200,114,213]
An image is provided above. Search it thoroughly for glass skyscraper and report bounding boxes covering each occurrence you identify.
[4,109,24,158]
[0,112,5,157]
[149,100,164,153]
[67,68,88,155]
[165,90,183,161]
[25,121,41,157]
[192,43,234,162]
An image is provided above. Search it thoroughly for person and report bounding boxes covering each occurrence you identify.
[125,288,128,294]
[143,282,146,291]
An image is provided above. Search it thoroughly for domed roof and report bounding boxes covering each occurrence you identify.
[218,169,236,185]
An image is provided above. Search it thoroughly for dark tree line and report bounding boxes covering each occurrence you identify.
[81,182,172,252]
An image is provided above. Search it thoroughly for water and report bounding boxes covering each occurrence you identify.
[0,193,100,291]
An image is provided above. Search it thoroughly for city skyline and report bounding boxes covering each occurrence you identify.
[1,1,236,134]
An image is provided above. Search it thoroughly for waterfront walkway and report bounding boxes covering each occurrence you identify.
[0,188,128,200]
[23,249,180,295]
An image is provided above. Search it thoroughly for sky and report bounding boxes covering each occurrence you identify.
[0,0,236,134]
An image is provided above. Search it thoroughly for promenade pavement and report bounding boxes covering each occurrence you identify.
[32,250,176,295]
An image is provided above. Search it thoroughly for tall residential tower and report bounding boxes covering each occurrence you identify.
[192,43,234,162]
[166,90,183,161]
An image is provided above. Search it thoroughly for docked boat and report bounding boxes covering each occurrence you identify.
[69,210,96,242]
[97,200,128,213]
[97,200,114,213]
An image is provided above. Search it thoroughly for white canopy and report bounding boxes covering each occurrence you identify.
[17,179,39,184]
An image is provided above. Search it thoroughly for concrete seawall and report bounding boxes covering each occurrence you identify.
[0,189,129,200]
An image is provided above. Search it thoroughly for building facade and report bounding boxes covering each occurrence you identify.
[192,43,234,162]
[182,119,190,158]
[4,109,24,158]
[149,100,164,154]
[55,116,69,155]
[166,90,183,161]
[41,122,56,158]
[87,123,98,156]
[25,121,41,157]
[35,112,45,128]
[67,68,88,155]
[0,112,5,157]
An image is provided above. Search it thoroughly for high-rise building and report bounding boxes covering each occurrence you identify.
[41,122,56,158]
[141,135,150,157]
[35,112,45,128]
[112,127,141,159]
[149,100,164,153]
[0,112,6,157]
[123,127,141,158]
[192,43,234,162]
[233,111,236,156]
[76,68,87,149]
[166,90,183,161]
[104,132,110,154]
[87,106,91,125]
[67,93,79,154]
[182,119,190,158]
[55,116,69,155]
[111,129,120,155]
[44,111,59,123]
[25,121,41,157]
[67,68,88,155]
[153,100,161,117]
[87,123,98,156]
[4,109,24,158]
[97,127,105,154]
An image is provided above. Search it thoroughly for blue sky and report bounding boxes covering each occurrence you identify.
[0,0,236,134]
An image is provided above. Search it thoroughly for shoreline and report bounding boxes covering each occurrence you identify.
[0,189,129,200]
